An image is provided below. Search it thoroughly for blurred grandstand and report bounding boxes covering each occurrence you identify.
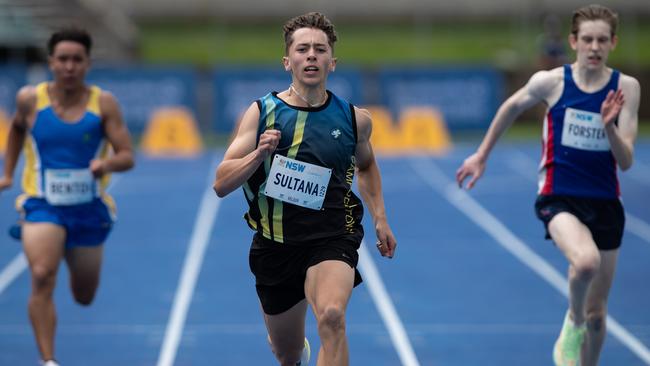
[0,0,137,63]
[112,0,650,21]
[0,0,647,151]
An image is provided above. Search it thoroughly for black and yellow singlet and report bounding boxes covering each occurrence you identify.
[243,90,364,245]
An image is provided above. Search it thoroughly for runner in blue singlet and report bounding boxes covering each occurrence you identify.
[0,28,134,366]
[456,5,640,366]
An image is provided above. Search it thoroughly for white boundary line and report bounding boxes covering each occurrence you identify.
[157,173,221,366]
[0,253,27,296]
[410,156,650,364]
[626,213,650,244]
[358,241,421,366]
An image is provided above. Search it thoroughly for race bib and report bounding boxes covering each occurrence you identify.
[264,155,332,210]
[561,108,610,151]
[44,169,94,205]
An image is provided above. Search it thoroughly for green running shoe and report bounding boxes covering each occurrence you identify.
[267,335,310,365]
[553,311,586,366]
[299,337,310,365]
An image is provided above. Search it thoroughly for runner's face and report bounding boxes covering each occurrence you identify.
[569,20,617,70]
[48,41,90,90]
[283,28,336,87]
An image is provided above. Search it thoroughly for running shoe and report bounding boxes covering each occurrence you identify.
[553,311,586,366]
[299,337,310,365]
[8,223,20,241]
[267,335,310,365]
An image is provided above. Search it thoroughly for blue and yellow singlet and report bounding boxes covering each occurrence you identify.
[17,82,114,212]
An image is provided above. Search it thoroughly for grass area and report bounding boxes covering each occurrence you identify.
[139,20,650,67]
[138,20,650,148]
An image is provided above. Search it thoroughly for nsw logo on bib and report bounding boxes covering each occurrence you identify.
[264,155,332,210]
[44,169,94,205]
[561,108,610,151]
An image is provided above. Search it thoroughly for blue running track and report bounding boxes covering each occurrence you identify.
[1,141,649,365]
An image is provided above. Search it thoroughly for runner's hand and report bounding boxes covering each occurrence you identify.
[0,176,12,192]
[375,219,396,259]
[456,153,486,190]
[257,129,281,160]
[90,159,107,178]
[601,89,625,127]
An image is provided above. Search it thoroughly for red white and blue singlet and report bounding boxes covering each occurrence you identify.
[538,64,621,199]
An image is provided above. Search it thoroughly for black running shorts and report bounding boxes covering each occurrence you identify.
[534,195,625,250]
[249,233,363,315]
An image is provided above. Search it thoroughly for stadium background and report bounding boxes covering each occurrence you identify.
[0,0,648,149]
[1,1,650,365]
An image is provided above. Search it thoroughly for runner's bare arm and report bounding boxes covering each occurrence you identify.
[214,102,280,197]
[355,107,396,258]
[0,86,36,191]
[601,74,640,170]
[93,92,135,177]
[456,69,561,189]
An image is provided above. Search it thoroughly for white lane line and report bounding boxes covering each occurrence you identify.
[358,241,421,366]
[157,171,221,366]
[626,213,650,244]
[0,253,27,296]
[411,156,650,365]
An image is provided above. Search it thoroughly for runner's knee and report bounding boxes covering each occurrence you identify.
[585,309,607,332]
[317,305,346,334]
[71,284,97,306]
[31,265,57,292]
[572,252,600,280]
[72,292,95,306]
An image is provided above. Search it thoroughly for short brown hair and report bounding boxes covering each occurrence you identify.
[571,4,618,37]
[283,12,337,54]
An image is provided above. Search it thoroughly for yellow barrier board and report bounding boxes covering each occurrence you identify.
[366,106,451,155]
[0,109,9,156]
[365,107,400,152]
[141,107,203,157]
